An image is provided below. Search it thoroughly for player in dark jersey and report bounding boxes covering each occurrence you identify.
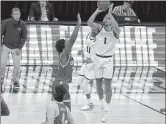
[52,13,81,111]
[42,84,75,124]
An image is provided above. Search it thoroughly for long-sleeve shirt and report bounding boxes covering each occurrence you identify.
[1,18,27,49]
[29,2,56,21]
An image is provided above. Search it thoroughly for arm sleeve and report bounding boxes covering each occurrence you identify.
[1,20,6,36]
[19,22,27,50]
[1,20,6,45]
[63,23,81,54]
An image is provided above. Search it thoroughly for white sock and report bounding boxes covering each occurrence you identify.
[105,103,110,111]
[100,99,105,109]
[87,98,91,104]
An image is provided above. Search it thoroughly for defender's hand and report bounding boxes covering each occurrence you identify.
[108,3,114,13]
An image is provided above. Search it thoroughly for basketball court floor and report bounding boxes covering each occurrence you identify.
[1,66,165,124]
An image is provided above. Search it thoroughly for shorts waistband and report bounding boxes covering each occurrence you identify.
[96,54,113,58]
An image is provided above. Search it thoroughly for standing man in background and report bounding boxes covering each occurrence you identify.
[28,0,58,21]
[1,8,27,89]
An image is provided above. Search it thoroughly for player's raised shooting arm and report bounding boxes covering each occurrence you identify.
[65,13,81,53]
[108,3,120,39]
[87,8,103,32]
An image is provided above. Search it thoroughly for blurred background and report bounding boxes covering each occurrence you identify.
[1,1,166,22]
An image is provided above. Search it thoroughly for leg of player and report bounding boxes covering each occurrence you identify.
[104,79,112,110]
[101,59,114,123]
[62,83,71,111]
[96,78,105,109]
[100,78,112,123]
[1,46,9,92]
[76,75,85,93]
[12,50,21,88]
[80,78,94,111]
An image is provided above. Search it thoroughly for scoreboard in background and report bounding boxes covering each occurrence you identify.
[7,24,165,67]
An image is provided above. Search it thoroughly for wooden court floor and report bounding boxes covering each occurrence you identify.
[1,66,165,124]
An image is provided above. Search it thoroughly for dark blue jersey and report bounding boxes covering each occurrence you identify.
[55,53,74,83]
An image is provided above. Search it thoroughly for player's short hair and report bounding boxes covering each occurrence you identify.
[53,84,66,102]
[11,8,21,14]
[55,39,65,53]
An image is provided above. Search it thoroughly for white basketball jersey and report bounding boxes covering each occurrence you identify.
[95,26,118,56]
[84,33,95,60]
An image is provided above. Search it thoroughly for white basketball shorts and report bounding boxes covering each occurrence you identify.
[78,63,95,80]
[93,54,114,79]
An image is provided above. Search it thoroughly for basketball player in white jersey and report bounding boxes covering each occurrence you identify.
[76,30,96,111]
[87,3,120,123]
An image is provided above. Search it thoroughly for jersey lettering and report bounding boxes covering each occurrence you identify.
[104,37,107,44]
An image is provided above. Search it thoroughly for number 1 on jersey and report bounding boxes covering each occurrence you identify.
[104,37,107,44]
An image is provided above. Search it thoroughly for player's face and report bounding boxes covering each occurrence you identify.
[103,15,112,26]
[123,2,131,11]
[12,11,21,22]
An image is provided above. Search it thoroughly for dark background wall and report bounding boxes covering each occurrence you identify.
[1,1,166,22]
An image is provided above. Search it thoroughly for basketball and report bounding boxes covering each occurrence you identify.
[97,0,110,11]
